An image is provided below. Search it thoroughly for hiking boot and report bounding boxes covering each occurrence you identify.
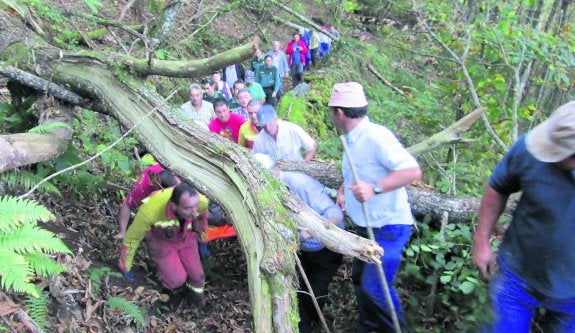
[187,290,206,308]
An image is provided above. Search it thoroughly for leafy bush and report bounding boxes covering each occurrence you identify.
[400,217,493,332]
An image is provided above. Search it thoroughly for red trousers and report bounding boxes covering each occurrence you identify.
[146,228,204,290]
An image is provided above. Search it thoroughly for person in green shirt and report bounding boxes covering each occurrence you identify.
[250,48,265,72]
[201,77,224,104]
[255,55,281,105]
[309,30,320,66]
[244,70,266,103]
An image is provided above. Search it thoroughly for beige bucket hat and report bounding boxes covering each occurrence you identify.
[525,101,575,162]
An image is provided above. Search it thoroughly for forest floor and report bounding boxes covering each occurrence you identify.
[14,189,359,333]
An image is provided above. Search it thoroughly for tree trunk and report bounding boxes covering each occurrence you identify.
[0,96,73,173]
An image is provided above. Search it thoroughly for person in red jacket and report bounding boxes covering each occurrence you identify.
[285,32,308,88]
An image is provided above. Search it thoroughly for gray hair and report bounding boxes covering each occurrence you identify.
[189,83,202,92]
[237,89,251,97]
[248,99,262,107]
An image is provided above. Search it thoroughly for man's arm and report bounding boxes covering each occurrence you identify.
[473,185,509,279]
[350,166,422,202]
[119,211,152,272]
[116,201,131,239]
[303,142,317,161]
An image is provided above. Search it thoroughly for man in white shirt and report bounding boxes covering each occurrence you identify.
[179,83,215,128]
[253,105,316,161]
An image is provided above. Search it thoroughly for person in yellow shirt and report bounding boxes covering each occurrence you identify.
[118,182,209,306]
[238,99,262,150]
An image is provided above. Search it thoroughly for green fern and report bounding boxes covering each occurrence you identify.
[0,196,70,298]
[25,286,49,331]
[0,196,55,233]
[0,248,37,296]
[87,267,122,293]
[0,171,61,196]
[106,297,146,328]
[1,223,71,255]
[27,121,70,134]
[26,253,66,277]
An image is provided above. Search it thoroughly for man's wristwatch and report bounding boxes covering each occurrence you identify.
[373,183,383,195]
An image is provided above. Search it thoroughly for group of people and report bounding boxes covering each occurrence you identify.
[192,26,338,115]
[115,35,575,330]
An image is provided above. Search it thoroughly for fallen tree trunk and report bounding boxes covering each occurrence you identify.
[0,96,74,173]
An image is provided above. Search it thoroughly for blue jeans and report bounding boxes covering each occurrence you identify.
[484,259,575,333]
[352,224,412,332]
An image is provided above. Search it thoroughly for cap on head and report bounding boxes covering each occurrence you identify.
[328,82,368,108]
[526,101,575,162]
[253,153,275,170]
[256,104,278,126]
[245,70,255,83]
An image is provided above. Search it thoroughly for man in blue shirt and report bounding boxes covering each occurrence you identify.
[254,153,344,333]
[473,101,575,332]
[328,82,422,332]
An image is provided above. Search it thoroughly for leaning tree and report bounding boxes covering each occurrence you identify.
[0,3,497,332]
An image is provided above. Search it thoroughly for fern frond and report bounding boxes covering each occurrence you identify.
[25,286,49,330]
[0,249,38,297]
[88,267,111,292]
[27,121,71,134]
[0,196,55,233]
[26,253,66,277]
[0,223,71,255]
[106,297,146,328]
[0,171,61,196]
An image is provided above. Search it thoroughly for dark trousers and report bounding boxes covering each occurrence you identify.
[291,62,304,88]
[263,86,276,106]
[297,248,343,333]
[310,48,319,66]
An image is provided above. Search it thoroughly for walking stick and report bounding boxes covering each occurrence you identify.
[340,136,402,333]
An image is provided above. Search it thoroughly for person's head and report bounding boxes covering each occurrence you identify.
[272,40,281,51]
[293,33,301,42]
[233,80,245,97]
[328,82,369,131]
[247,99,263,125]
[201,78,216,96]
[245,71,255,85]
[255,48,262,58]
[188,83,203,107]
[257,104,279,135]
[212,71,222,82]
[169,182,200,220]
[154,170,180,188]
[526,100,575,169]
[264,55,273,68]
[213,98,230,122]
[237,89,252,108]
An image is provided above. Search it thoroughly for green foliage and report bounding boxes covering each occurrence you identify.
[82,0,104,13]
[27,121,71,134]
[0,171,61,196]
[87,267,122,294]
[0,196,70,298]
[33,108,139,196]
[25,286,49,331]
[106,297,146,329]
[400,218,491,331]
